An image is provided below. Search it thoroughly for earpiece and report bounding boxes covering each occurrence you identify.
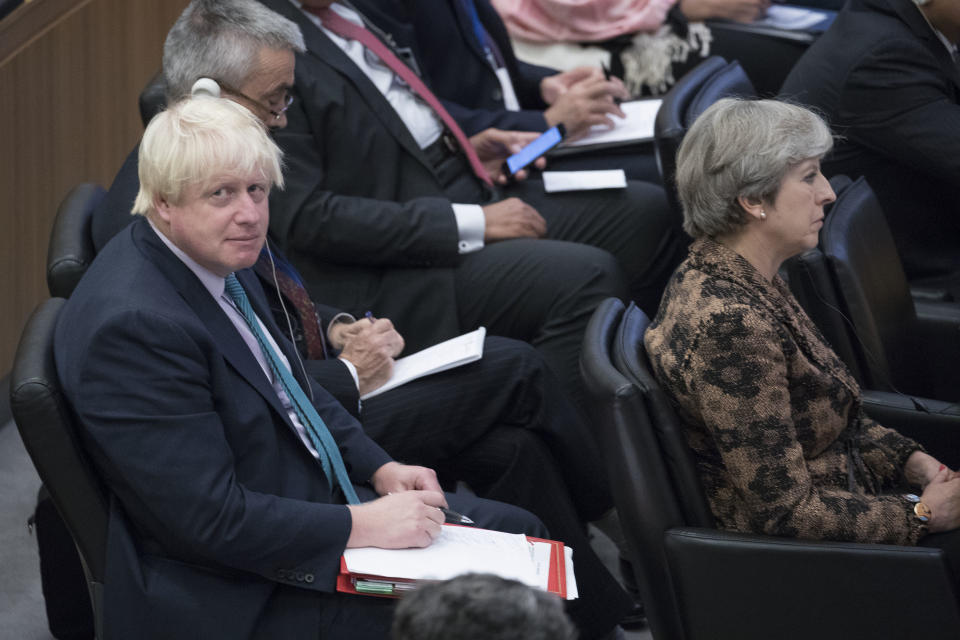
[191,77,222,98]
[265,241,315,402]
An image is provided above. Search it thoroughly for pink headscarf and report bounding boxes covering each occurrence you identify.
[492,0,677,43]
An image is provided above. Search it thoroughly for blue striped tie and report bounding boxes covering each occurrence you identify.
[224,273,360,504]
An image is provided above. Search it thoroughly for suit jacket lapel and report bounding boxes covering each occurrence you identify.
[268,0,442,179]
[236,268,315,393]
[451,0,489,64]
[132,221,297,427]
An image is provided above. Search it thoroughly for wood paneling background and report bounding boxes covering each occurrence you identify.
[0,0,190,371]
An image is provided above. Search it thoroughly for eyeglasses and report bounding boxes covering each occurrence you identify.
[216,80,294,121]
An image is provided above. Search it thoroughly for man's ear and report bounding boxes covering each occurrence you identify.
[154,196,173,223]
[737,194,766,222]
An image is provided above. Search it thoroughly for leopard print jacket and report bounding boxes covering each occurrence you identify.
[644,238,926,544]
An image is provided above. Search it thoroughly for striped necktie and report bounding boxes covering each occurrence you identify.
[309,5,493,186]
[224,273,359,504]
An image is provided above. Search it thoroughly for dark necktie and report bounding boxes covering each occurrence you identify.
[224,274,359,504]
[309,5,493,186]
[253,247,328,360]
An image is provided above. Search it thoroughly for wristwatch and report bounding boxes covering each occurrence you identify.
[904,493,932,523]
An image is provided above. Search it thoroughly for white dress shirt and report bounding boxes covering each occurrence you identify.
[291,0,486,253]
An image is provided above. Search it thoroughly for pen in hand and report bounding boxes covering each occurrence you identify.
[440,507,474,525]
[364,311,375,324]
[601,62,623,105]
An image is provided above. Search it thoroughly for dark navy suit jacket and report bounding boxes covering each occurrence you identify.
[353,0,556,136]
[781,0,960,278]
[55,217,392,638]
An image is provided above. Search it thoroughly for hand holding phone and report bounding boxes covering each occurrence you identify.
[503,124,566,177]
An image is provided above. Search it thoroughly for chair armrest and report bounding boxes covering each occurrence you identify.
[664,527,960,640]
[863,389,960,468]
[914,300,960,400]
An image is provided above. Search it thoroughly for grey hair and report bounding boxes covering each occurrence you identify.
[675,98,833,239]
[162,0,305,101]
[391,574,577,640]
[132,96,284,216]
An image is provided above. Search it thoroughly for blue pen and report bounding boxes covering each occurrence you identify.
[364,311,375,323]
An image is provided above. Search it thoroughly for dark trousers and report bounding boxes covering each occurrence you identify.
[359,336,630,638]
[505,177,688,318]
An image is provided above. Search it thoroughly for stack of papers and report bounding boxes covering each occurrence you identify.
[338,524,578,599]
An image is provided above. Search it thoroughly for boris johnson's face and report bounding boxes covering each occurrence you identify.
[762,158,836,257]
[155,174,270,277]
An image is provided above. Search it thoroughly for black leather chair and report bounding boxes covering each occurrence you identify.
[47,183,105,298]
[654,56,756,220]
[10,298,109,640]
[581,298,960,640]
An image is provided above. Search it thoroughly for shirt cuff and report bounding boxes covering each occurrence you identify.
[452,203,485,254]
[326,312,357,350]
[336,356,361,391]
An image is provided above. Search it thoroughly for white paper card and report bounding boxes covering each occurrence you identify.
[542,170,627,193]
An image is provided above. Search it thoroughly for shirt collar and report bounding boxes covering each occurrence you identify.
[147,218,227,301]
[913,2,959,60]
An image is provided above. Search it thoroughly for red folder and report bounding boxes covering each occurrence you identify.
[336,534,568,599]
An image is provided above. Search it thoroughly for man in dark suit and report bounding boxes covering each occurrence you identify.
[781,0,960,285]
[254,0,685,413]
[352,0,628,140]
[85,2,636,635]
[351,0,661,181]
[56,95,545,640]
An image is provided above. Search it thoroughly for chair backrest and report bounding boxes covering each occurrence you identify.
[580,299,688,640]
[612,303,714,528]
[47,183,105,298]
[655,57,756,218]
[818,177,928,395]
[139,70,167,128]
[10,298,109,636]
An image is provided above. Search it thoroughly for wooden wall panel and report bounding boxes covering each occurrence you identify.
[0,0,190,370]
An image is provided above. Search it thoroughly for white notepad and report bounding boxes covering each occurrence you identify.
[560,99,661,149]
[360,327,486,400]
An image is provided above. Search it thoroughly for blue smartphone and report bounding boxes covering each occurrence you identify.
[503,124,566,176]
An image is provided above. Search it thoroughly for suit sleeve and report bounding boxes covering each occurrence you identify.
[442,98,549,136]
[70,309,383,591]
[680,302,925,545]
[838,37,960,184]
[269,80,463,268]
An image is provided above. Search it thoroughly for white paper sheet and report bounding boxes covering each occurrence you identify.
[360,327,486,400]
[560,99,661,149]
[542,170,627,193]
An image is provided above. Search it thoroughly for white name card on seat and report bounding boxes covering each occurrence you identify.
[542,170,627,193]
